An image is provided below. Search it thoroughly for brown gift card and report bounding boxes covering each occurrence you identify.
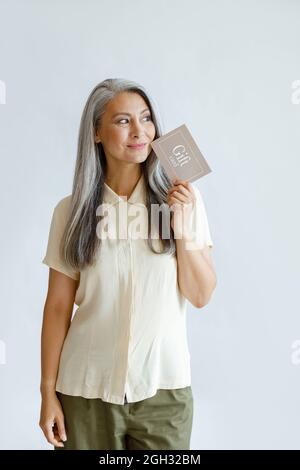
[150,123,212,183]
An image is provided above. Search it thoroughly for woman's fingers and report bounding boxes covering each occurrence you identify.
[168,180,195,205]
[39,395,67,447]
[56,416,67,442]
[43,421,65,447]
[169,183,190,198]
[169,190,187,203]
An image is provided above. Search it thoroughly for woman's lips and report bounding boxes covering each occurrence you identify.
[127,143,146,149]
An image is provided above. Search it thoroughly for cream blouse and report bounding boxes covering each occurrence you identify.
[42,174,214,404]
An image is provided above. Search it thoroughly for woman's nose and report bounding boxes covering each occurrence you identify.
[130,119,145,134]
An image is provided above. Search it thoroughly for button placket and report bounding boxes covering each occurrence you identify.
[122,203,135,400]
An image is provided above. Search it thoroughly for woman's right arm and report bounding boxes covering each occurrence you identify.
[39,268,79,448]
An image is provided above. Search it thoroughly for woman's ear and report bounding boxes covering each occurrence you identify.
[95,127,101,143]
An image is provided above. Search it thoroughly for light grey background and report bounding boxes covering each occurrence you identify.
[0,0,299,450]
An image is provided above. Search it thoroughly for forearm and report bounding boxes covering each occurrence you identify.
[40,306,71,398]
[176,235,216,308]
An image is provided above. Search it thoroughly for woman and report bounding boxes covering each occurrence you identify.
[39,78,217,450]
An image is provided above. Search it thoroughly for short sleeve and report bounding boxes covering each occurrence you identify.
[185,184,214,251]
[42,197,80,281]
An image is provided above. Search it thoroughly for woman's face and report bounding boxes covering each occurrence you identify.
[95,91,156,165]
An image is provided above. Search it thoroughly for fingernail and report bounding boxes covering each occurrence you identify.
[62,435,67,441]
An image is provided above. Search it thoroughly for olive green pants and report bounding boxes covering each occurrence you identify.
[54,386,194,450]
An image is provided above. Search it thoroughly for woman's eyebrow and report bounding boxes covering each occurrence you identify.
[111,108,150,118]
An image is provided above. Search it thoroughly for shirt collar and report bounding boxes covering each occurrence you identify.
[102,174,147,207]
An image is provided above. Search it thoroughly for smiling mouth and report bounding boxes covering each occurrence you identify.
[127,143,147,149]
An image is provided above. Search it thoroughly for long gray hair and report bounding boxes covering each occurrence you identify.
[61,78,176,273]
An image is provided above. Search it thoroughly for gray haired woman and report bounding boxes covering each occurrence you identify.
[39,78,217,450]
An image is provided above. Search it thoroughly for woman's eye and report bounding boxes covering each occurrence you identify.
[118,115,152,124]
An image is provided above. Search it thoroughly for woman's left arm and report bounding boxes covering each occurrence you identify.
[167,179,217,308]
